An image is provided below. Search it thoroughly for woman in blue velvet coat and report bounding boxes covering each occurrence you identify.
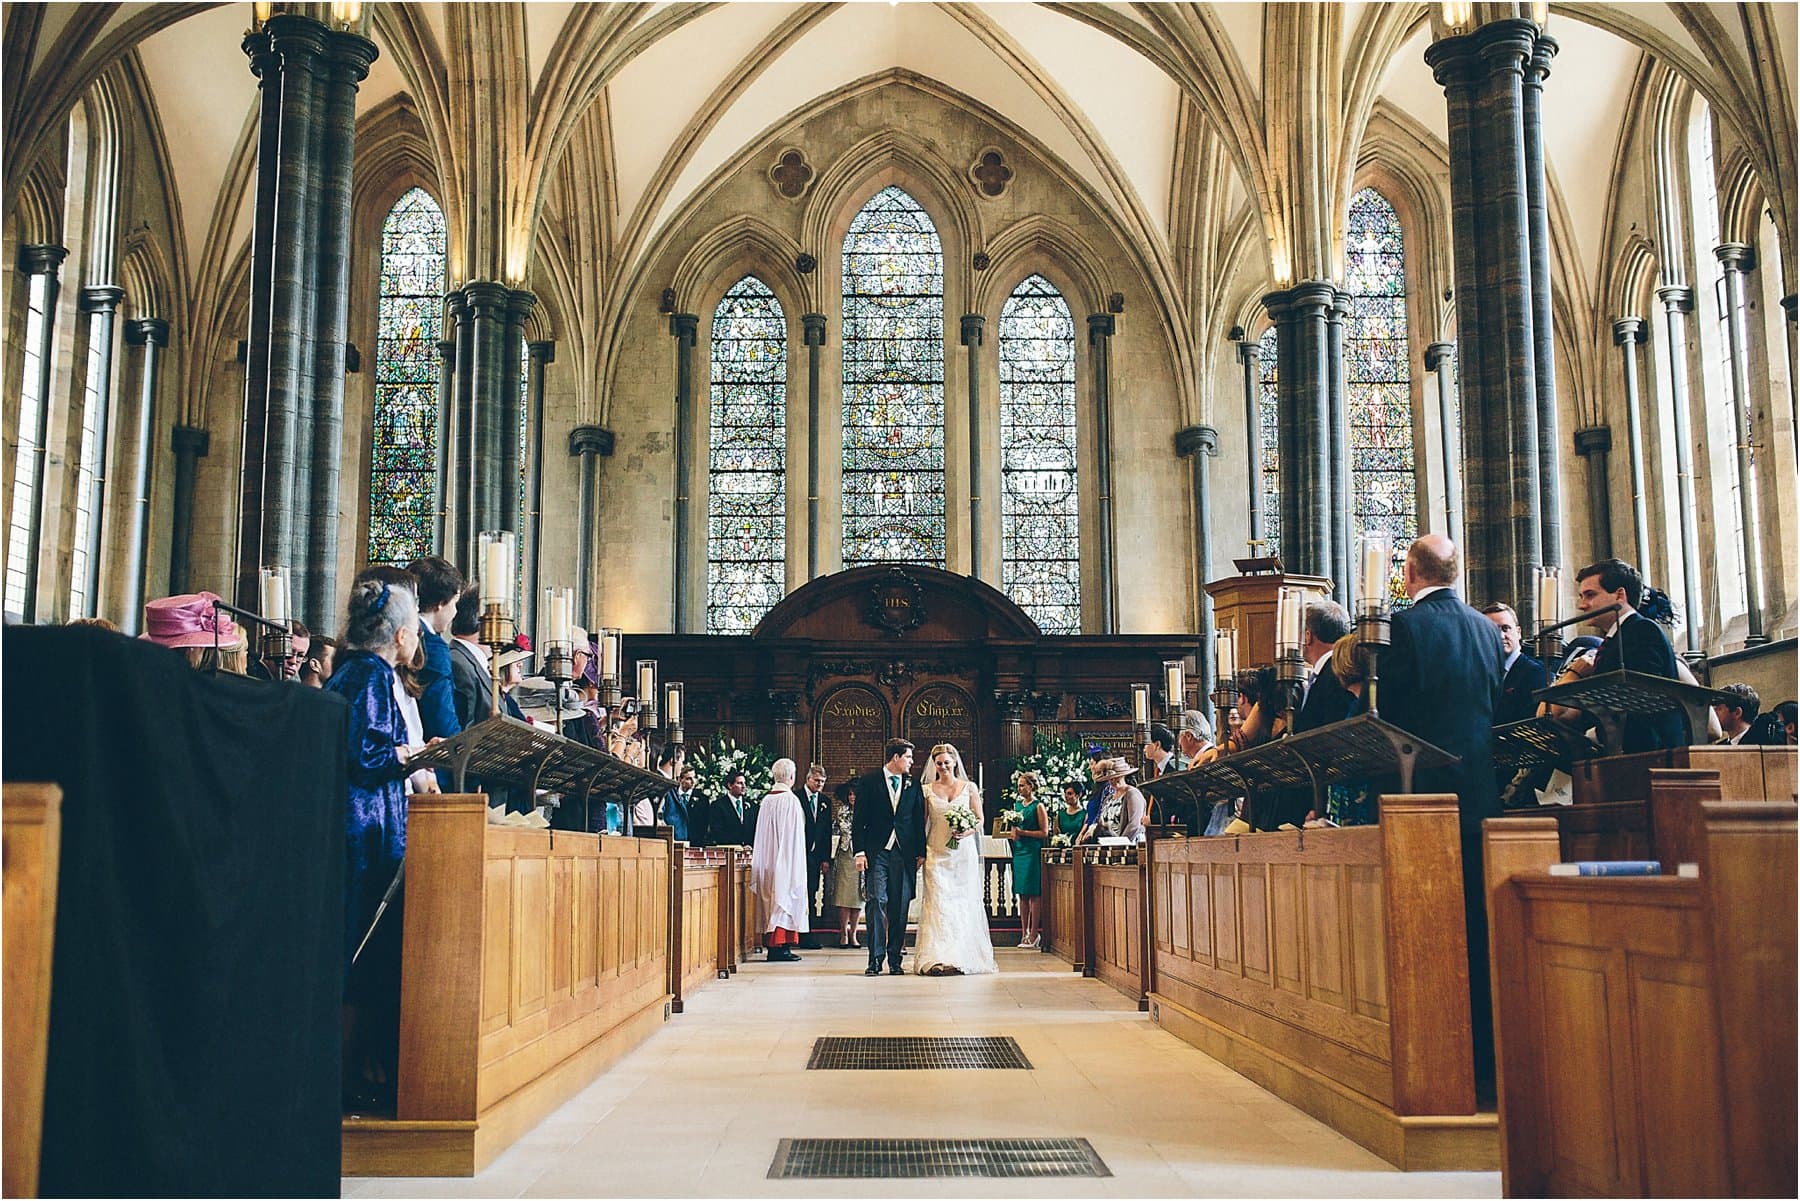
[327,578,427,1111]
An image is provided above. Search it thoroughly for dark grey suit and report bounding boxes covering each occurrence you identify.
[853,768,926,972]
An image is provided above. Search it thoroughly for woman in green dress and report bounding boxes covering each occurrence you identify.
[1055,782,1088,842]
[1006,771,1051,949]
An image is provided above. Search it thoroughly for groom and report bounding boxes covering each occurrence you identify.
[853,738,926,977]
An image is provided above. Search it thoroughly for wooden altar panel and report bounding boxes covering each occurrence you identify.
[904,683,979,769]
[815,685,891,783]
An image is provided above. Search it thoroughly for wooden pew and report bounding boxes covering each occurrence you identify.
[1148,795,1497,1171]
[731,850,756,963]
[341,796,672,1177]
[3,783,61,1199]
[1482,786,1797,1196]
[1041,846,1091,971]
[1085,845,1152,1010]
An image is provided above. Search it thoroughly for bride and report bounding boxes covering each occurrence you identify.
[913,743,998,976]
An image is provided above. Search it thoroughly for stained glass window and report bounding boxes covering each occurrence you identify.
[1257,326,1280,553]
[841,186,945,567]
[368,187,446,565]
[999,274,1080,633]
[707,275,787,633]
[1343,187,1417,597]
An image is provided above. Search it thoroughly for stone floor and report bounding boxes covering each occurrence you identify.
[343,948,1502,1198]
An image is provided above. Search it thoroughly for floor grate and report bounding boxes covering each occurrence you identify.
[806,1035,1032,1070]
[769,1137,1110,1179]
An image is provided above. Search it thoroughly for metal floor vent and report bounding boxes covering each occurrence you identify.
[806,1035,1031,1070]
[769,1137,1110,1179]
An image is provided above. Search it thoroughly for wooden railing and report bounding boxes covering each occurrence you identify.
[1483,779,1797,1197]
[3,783,61,1199]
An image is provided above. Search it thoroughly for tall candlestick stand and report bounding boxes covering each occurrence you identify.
[1356,600,1392,717]
[1275,647,1306,729]
[543,638,573,741]
[259,624,293,680]
[482,602,514,718]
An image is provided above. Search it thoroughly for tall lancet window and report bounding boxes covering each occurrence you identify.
[5,272,52,620]
[368,187,446,565]
[999,274,1080,633]
[706,275,787,633]
[1257,327,1280,553]
[1343,187,1417,594]
[841,186,945,567]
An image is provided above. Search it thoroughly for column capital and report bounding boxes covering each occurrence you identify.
[437,339,455,362]
[124,317,170,347]
[527,339,555,364]
[505,287,538,323]
[1473,17,1537,73]
[670,312,699,343]
[323,27,379,83]
[455,280,511,314]
[1424,341,1456,371]
[1423,32,1479,88]
[1525,31,1558,80]
[959,313,985,346]
[568,425,614,458]
[1714,242,1755,271]
[1087,312,1116,341]
[264,11,331,59]
[78,284,126,314]
[1175,424,1219,458]
[1573,426,1613,457]
[1656,284,1695,313]
[1235,335,1260,365]
[768,690,803,724]
[801,312,827,345]
[1611,316,1646,345]
[17,243,68,276]
[171,425,211,457]
[1261,280,1338,320]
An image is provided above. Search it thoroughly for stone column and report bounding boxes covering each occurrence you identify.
[302,25,374,629]
[235,27,282,607]
[525,339,553,634]
[1427,20,1546,623]
[1425,342,1462,549]
[1262,282,1336,578]
[1715,243,1767,643]
[434,337,454,555]
[670,312,698,632]
[13,245,65,622]
[168,425,210,594]
[500,290,537,534]
[1237,335,1266,553]
[801,313,826,579]
[76,285,125,613]
[450,280,515,544]
[1326,292,1351,604]
[1655,285,1704,653]
[1784,294,1798,460]
[996,691,1034,761]
[449,292,475,567]
[1177,424,1220,718]
[961,313,986,580]
[568,425,614,620]
[770,691,803,762]
[1523,33,1561,567]
[1572,427,1613,561]
[120,317,169,633]
[1612,317,1652,576]
[1088,314,1118,631]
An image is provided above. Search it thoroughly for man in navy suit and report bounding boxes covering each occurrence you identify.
[1480,602,1547,727]
[852,739,927,976]
[1294,600,1356,733]
[1377,534,1506,1095]
[1550,558,1686,751]
[406,556,467,743]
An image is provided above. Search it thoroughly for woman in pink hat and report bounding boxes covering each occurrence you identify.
[140,591,249,673]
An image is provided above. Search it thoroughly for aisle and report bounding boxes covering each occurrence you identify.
[343,950,1500,1198]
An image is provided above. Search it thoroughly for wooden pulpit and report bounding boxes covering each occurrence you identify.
[1203,558,1334,668]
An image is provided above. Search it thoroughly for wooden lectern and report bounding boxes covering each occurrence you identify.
[1203,557,1334,667]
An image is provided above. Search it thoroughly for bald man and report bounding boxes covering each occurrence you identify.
[1377,533,1506,1095]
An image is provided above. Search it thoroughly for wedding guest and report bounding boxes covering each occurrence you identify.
[405,556,466,742]
[1325,632,1376,826]
[449,585,524,726]
[141,592,249,674]
[1713,683,1761,745]
[1480,602,1546,727]
[1006,771,1050,948]
[1175,709,1214,767]
[709,770,756,845]
[1055,782,1087,843]
[327,578,431,1112]
[662,766,698,843]
[635,742,682,834]
[827,783,864,947]
[749,758,809,962]
[1089,758,1148,843]
[300,634,337,688]
[1547,560,1685,751]
[1773,701,1798,745]
[1295,600,1354,731]
[249,618,311,680]
[352,566,436,796]
[67,616,119,632]
[798,763,832,947]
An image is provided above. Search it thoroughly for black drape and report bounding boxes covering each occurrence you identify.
[3,626,345,1197]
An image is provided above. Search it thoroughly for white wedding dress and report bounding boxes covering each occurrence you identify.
[913,783,998,975]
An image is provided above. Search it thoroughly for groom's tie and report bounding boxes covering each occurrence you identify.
[885,773,900,850]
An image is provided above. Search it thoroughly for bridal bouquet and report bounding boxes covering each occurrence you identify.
[943,802,981,850]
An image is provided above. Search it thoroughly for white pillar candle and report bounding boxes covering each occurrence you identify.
[664,683,683,727]
[1131,684,1149,725]
[637,660,656,704]
[600,628,620,678]
[1164,660,1184,711]
[1360,534,1388,607]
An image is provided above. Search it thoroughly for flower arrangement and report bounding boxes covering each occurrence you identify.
[1000,731,1094,809]
[1048,832,1073,849]
[993,808,1021,834]
[687,732,774,800]
[943,802,980,850]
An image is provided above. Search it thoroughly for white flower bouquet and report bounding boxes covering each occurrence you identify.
[993,808,1021,836]
[943,802,980,850]
[1049,832,1073,849]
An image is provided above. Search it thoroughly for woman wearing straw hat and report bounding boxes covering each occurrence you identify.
[1089,757,1148,844]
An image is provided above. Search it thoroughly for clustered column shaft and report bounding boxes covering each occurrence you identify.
[670,312,699,632]
[1261,282,1337,580]
[1088,313,1118,632]
[1654,285,1702,652]
[568,426,614,621]
[801,313,826,580]
[1177,424,1219,718]
[961,313,985,580]
[120,316,169,633]
[1611,317,1652,576]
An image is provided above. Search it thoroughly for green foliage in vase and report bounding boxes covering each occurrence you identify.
[688,732,775,800]
[999,730,1091,810]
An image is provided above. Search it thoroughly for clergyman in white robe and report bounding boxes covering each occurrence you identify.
[750,783,811,952]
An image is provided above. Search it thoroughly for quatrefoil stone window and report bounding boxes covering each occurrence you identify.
[969,147,1014,198]
[768,147,814,200]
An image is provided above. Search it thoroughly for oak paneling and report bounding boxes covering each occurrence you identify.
[3,783,61,1200]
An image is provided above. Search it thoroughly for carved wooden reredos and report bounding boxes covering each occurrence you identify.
[624,565,1197,787]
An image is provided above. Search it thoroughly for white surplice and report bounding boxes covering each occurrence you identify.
[749,787,811,933]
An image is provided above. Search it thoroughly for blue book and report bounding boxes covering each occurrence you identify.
[1547,860,1661,877]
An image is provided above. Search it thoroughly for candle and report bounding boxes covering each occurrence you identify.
[479,531,514,609]
[1293,589,1308,651]
[663,682,683,727]
[1163,660,1184,713]
[1536,566,1560,628]
[1359,532,1390,608]
[1131,683,1150,725]
[600,628,621,678]
[549,590,571,646]
[1217,628,1237,681]
[259,567,289,623]
[637,659,656,705]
